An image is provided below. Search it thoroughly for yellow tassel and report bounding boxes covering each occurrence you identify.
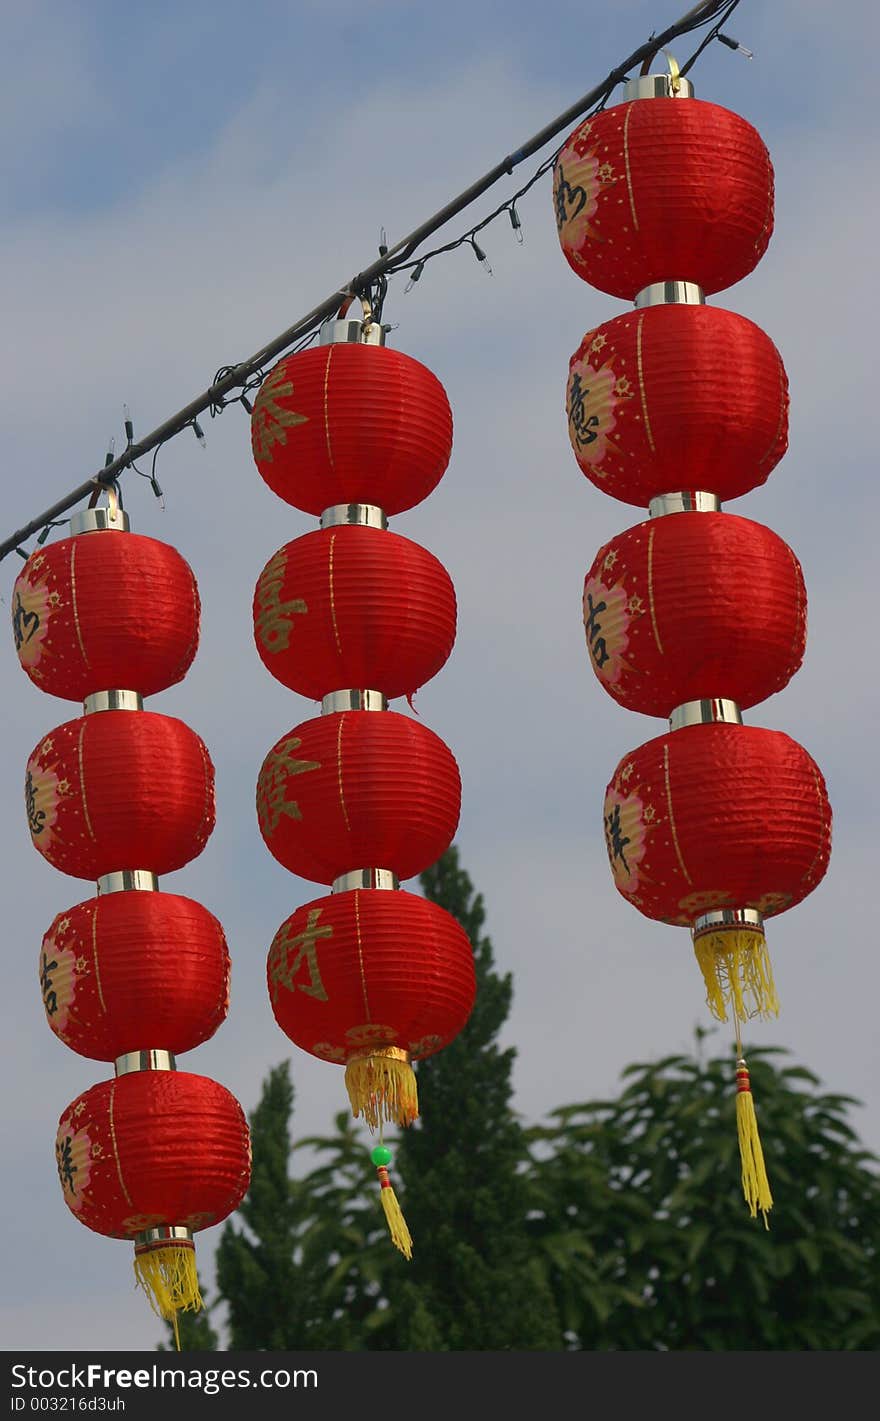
[693,926,780,1024]
[133,1242,203,1351]
[345,1048,418,1130]
[376,1165,413,1260]
[735,1057,773,1227]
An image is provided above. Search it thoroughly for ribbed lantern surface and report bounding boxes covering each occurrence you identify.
[251,343,453,514]
[554,98,774,298]
[40,893,230,1059]
[603,724,832,927]
[582,513,806,715]
[253,524,456,701]
[566,304,788,505]
[55,1072,250,1238]
[257,710,461,884]
[267,888,476,1073]
[12,531,199,700]
[26,711,215,879]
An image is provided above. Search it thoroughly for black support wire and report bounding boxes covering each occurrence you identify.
[0,0,739,564]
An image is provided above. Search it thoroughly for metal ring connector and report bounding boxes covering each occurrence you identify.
[693,907,764,939]
[320,503,388,530]
[634,281,705,308]
[83,690,143,714]
[669,699,743,730]
[114,1049,176,1076]
[322,689,387,714]
[649,491,721,517]
[97,870,159,894]
[332,868,399,893]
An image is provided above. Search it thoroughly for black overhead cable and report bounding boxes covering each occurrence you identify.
[0,1,742,565]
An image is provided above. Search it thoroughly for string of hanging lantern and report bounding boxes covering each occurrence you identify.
[248,295,475,1256]
[551,49,832,1221]
[12,486,251,1344]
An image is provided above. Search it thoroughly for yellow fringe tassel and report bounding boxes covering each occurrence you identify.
[133,1243,203,1351]
[377,1166,413,1260]
[693,927,780,1024]
[345,1052,419,1130]
[735,1058,773,1227]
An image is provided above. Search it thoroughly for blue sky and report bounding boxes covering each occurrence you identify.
[2,0,878,1350]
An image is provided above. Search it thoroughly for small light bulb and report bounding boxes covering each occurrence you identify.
[192,418,207,448]
[509,206,524,244]
[104,436,116,468]
[123,404,134,444]
[471,239,493,276]
[239,393,254,415]
[405,260,425,294]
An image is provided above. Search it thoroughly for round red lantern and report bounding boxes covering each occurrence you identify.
[56,1070,250,1239]
[55,1070,250,1326]
[251,341,453,515]
[12,530,199,701]
[603,722,832,1021]
[40,892,230,1059]
[582,512,806,716]
[566,303,788,506]
[256,709,461,884]
[253,524,456,701]
[554,92,773,299]
[267,886,476,1126]
[25,710,215,880]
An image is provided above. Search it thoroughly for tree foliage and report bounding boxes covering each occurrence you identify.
[159,850,880,1352]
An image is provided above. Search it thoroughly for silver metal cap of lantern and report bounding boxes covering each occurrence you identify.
[693,907,764,940]
[669,699,743,731]
[649,491,721,517]
[635,281,705,308]
[114,1049,177,1076]
[623,71,693,101]
[332,868,399,893]
[320,293,385,347]
[97,870,160,894]
[83,690,144,714]
[322,689,387,714]
[69,506,130,535]
[320,504,388,530]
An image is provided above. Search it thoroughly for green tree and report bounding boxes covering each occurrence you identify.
[526,1035,880,1350]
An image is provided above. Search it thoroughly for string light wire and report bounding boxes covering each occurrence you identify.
[0,1,745,563]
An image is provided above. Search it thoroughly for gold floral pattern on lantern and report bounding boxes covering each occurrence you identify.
[345,1023,398,1047]
[603,783,650,895]
[12,574,52,668]
[24,757,62,847]
[679,888,737,917]
[55,1117,93,1212]
[566,354,630,473]
[312,1042,347,1062]
[39,933,78,1034]
[582,574,633,686]
[251,365,310,463]
[552,124,616,261]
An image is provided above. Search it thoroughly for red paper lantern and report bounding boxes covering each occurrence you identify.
[604,724,831,927]
[251,343,453,515]
[566,304,788,506]
[25,711,215,880]
[40,892,230,1060]
[256,709,461,884]
[554,97,773,299]
[12,532,199,701]
[267,887,476,1125]
[253,524,456,701]
[55,1071,250,1239]
[583,513,806,716]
